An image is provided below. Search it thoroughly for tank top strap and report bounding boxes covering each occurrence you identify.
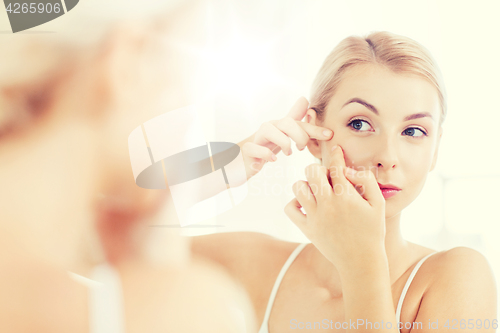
[88,263,126,333]
[67,263,126,333]
[395,252,438,325]
[258,243,308,333]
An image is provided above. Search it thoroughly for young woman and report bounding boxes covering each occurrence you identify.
[0,1,255,332]
[190,31,497,332]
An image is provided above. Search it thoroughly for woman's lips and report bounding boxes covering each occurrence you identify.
[379,188,401,199]
[377,182,401,199]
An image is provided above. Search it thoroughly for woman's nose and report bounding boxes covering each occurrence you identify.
[373,136,398,171]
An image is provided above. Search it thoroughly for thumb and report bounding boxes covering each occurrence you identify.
[344,167,384,206]
[286,96,310,121]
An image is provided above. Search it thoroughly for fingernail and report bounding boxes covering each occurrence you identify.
[345,167,356,175]
[271,154,277,161]
[331,145,338,152]
[323,129,332,137]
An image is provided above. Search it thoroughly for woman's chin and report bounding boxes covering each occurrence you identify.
[384,204,402,221]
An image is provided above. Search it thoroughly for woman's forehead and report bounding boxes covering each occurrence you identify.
[328,64,441,121]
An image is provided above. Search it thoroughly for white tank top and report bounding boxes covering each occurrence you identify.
[68,263,126,333]
[257,243,437,333]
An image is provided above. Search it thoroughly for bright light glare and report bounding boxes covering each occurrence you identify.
[201,36,282,100]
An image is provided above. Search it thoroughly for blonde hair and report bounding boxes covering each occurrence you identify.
[309,31,447,126]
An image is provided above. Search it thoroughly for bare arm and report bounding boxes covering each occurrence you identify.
[189,231,277,284]
[189,231,298,316]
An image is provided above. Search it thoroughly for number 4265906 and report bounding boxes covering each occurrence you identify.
[6,3,62,14]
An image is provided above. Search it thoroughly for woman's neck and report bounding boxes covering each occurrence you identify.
[383,211,412,284]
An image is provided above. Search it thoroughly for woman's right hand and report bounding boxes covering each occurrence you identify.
[238,97,334,181]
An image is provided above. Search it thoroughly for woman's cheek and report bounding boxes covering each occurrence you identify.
[335,136,373,169]
[403,147,433,181]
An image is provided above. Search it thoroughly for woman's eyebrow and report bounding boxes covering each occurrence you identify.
[342,97,379,115]
[342,97,434,121]
[403,112,434,121]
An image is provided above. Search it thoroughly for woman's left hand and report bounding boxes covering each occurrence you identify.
[284,145,387,272]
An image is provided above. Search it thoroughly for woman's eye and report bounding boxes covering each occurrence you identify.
[348,119,372,132]
[403,127,427,138]
[347,119,428,138]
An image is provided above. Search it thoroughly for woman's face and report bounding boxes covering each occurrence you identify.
[0,71,99,268]
[308,63,443,219]
[0,3,209,269]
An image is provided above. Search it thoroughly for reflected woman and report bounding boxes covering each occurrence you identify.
[0,1,256,332]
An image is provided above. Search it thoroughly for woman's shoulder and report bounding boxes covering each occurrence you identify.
[0,260,88,333]
[425,246,494,284]
[404,243,495,294]
[417,246,496,318]
[397,244,496,325]
[422,246,492,276]
[409,243,494,286]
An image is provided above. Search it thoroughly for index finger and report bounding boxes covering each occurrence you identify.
[328,145,354,194]
[286,97,310,120]
[297,121,333,140]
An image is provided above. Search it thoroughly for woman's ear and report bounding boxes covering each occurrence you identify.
[305,108,323,159]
